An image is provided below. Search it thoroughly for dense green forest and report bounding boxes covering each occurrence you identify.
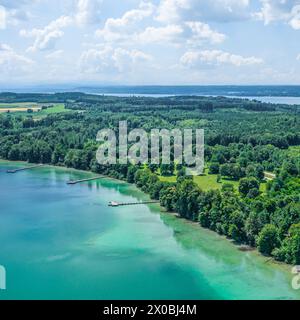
[0,92,299,264]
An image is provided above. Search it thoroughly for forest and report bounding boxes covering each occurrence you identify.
[0,92,299,264]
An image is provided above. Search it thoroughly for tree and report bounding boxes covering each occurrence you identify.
[127,166,138,183]
[148,164,158,173]
[52,144,66,164]
[257,224,280,256]
[255,165,265,181]
[159,186,177,211]
[246,165,256,178]
[149,181,164,200]
[209,163,220,174]
[239,177,260,197]
[228,224,241,242]
[23,117,34,128]
[160,163,174,176]
[176,180,202,220]
[245,211,266,246]
[220,163,243,180]
[273,223,300,264]
[177,167,186,178]
[282,160,298,177]
[8,145,20,160]
[221,183,234,193]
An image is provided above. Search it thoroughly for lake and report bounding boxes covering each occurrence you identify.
[0,161,299,300]
[4,85,300,105]
[93,94,300,105]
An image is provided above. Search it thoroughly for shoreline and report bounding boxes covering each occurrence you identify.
[0,159,294,273]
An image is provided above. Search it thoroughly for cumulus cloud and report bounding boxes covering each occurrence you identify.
[16,0,103,52]
[75,0,103,26]
[137,21,225,45]
[95,1,155,41]
[79,46,152,74]
[96,1,225,47]
[180,50,263,67]
[185,21,226,44]
[137,24,184,43]
[255,0,300,29]
[20,15,72,52]
[0,43,33,74]
[156,0,250,24]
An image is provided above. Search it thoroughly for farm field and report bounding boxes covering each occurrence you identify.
[0,103,70,116]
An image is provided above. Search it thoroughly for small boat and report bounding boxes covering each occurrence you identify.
[108,201,119,207]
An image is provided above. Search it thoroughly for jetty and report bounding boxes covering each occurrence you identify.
[67,176,104,185]
[6,164,44,173]
[108,200,160,207]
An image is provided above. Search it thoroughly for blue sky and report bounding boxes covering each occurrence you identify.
[1,0,300,85]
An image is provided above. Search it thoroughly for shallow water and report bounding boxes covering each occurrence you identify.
[0,162,299,300]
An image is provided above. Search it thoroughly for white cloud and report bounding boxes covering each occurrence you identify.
[75,0,103,26]
[137,24,184,43]
[0,43,33,74]
[45,50,64,60]
[20,15,73,52]
[137,21,225,45]
[180,50,263,67]
[289,4,300,29]
[156,0,250,24]
[79,46,152,74]
[15,1,103,53]
[185,21,226,44]
[96,1,155,41]
[255,0,300,29]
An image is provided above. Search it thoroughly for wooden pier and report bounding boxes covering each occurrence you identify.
[67,176,104,185]
[6,164,45,173]
[108,200,160,207]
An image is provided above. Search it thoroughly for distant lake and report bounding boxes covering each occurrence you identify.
[0,161,299,300]
[3,85,300,105]
[228,96,300,105]
[95,93,300,105]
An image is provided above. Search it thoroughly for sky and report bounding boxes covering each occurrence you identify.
[1,0,300,86]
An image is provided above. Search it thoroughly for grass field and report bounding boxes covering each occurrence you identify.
[36,104,70,116]
[0,102,71,116]
[159,168,267,193]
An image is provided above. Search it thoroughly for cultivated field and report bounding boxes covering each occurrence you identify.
[0,103,70,116]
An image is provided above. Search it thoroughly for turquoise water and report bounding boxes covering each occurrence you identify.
[0,162,299,300]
